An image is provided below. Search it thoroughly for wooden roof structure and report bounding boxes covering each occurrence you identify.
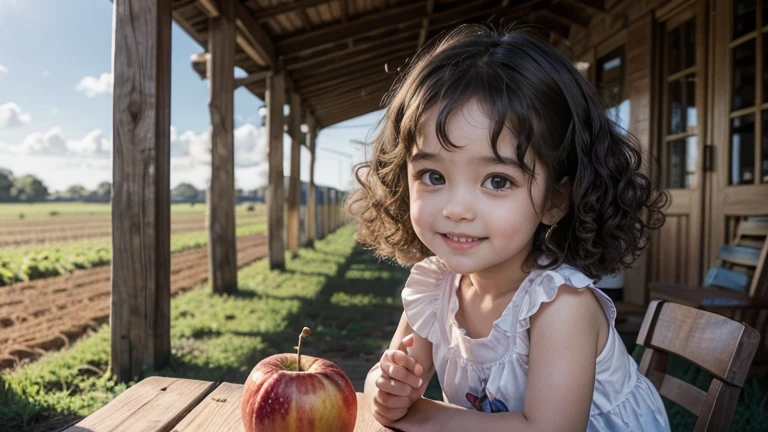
[108,0,608,382]
[174,0,606,128]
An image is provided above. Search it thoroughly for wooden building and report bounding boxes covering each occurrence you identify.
[109,0,767,381]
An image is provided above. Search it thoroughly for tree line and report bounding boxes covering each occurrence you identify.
[0,168,265,204]
[0,167,111,203]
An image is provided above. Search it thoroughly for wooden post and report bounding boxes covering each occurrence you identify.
[267,72,286,270]
[111,0,172,382]
[287,93,301,255]
[207,0,237,294]
[306,114,317,247]
[317,187,325,240]
[332,189,338,231]
[324,187,331,236]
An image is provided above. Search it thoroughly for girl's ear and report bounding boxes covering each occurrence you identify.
[542,176,570,225]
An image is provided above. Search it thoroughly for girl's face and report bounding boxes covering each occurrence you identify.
[407,99,561,276]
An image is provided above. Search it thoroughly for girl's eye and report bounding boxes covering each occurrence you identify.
[483,175,512,190]
[420,170,445,186]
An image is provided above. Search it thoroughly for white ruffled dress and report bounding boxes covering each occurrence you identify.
[402,257,671,431]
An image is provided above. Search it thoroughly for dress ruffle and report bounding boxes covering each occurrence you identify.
[401,256,450,344]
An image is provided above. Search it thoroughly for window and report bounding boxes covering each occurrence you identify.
[728,0,768,184]
[596,46,630,132]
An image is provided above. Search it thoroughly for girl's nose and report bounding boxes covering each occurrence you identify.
[442,189,476,221]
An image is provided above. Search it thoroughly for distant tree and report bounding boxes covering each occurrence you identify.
[94,181,112,200]
[173,182,199,202]
[65,184,89,199]
[0,168,14,202]
[12,174,49,202]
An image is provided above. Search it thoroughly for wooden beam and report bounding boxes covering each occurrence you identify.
[276,1,425,55]
[207,1,238,295]
[417,0,436,50]
[233,1,276,68]
[560,0,605,15]
[285,31,414,70]
[111,0,172,382]
[313,87,390,117]
[190,52,209,79]
[287,93,302,255]
[316,99,384,122]
[301,70,397,99]
[277,0,501,56]
[540,9,584,30]
[291,41,414,79]
[196,0,219,17]
[532,12,571,40]
[322,103,382,126]
[306,113,317,247]
[267,72,286,270]
[250,0,330,20]
[547,2,591,28]
[234,70,271,89]
[297,54,404,92]
[294,55,404,90]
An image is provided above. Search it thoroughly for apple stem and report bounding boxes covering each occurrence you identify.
[297,327,311,371]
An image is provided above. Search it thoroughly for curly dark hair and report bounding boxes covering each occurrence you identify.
[346,24,668,279]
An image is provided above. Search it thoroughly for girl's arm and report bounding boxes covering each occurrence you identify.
[363,311,436,409]
[391,285,601,432]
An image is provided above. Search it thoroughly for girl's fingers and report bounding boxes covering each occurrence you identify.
[384,349,424,377]
[373,390,413,409]
[380,359,423,390]
[372,397,409,423]
[375,374,411,397]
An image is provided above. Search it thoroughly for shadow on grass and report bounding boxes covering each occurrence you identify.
[158,230,415,394]
[0,373,81,432]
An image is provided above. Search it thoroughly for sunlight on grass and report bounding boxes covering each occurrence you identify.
[0,225,410,431]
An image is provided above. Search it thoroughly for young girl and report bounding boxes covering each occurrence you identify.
[349,25,670,431]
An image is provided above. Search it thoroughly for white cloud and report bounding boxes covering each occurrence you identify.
[20,127,68,155]
[170,123,270,186]
[0,65,8,74]
[10,127,111,158]
[41,70,50,77]
[75,72,112,97]
[0,102,31,128]
[66,128,111,157]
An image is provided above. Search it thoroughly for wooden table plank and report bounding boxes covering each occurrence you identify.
[172,382,245,431]
[65,376,215,432]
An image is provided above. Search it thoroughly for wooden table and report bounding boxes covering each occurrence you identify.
[64,376,391,432]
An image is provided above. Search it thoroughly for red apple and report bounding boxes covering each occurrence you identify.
[240,327,357,432]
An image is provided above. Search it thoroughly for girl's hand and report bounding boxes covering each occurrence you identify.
[371,334,425,425]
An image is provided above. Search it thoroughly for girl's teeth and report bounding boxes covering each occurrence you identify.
[447,235,479,242]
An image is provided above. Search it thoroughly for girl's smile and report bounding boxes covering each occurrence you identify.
[439,232,488,252]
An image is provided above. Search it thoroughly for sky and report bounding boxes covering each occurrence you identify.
[0,0,382,192]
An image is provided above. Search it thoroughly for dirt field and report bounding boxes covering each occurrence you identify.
[0,233,268,370]
[0,211,265,247]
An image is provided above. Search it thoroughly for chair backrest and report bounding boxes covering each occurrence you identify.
[705,217,768,303]
[636,300,760,432]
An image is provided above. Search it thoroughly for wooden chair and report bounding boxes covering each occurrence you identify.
[636,300,760,431]
[650,217,768,362]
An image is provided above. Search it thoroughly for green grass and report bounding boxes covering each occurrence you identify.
[0,220,267,286]
[0,202,230,219]
[0,226,411,431]
[1,226,765,431]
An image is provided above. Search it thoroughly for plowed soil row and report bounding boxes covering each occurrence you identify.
[0,233,267,370]
[0,213,265,247]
